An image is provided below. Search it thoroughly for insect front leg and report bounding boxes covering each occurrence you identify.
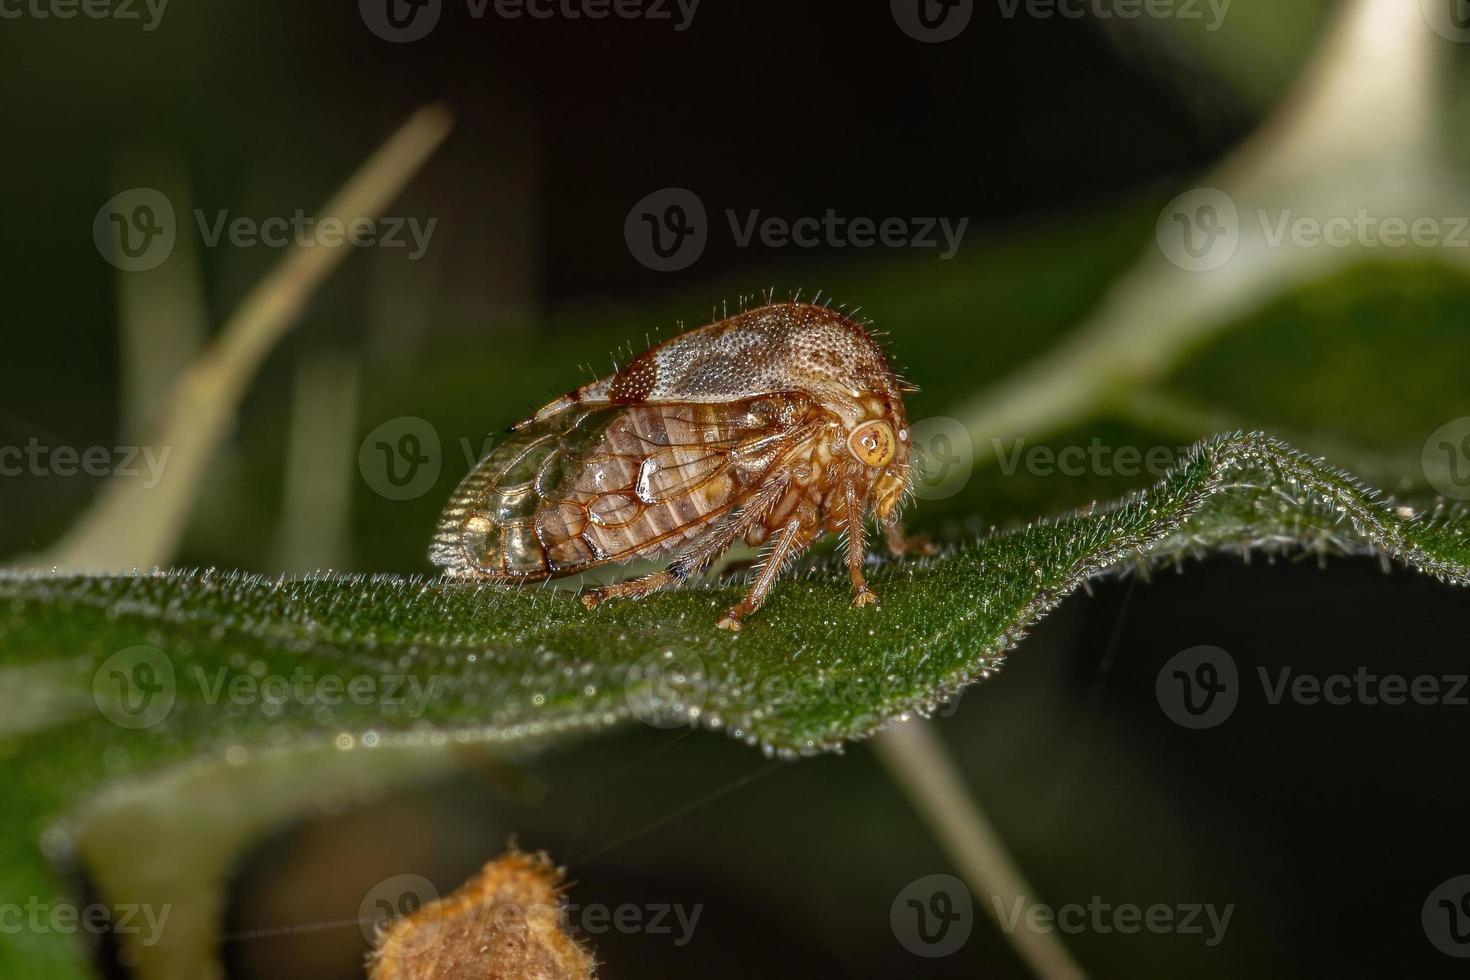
[843,480,879,608]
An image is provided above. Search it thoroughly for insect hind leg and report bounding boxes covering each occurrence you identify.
[716,518,810,631]
[580,475,790,614]
[580,568,682,609]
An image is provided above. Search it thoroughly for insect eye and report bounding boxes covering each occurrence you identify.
[847,421,896,468]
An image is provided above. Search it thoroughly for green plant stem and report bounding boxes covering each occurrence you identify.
[874,720,1088,980]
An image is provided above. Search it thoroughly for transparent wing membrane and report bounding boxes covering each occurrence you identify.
[431,396,815,579]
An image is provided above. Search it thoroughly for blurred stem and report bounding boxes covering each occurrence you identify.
[114,153,209,441]
[35,104,454,572]
[873,721,1088,980]
[957,0,1458,465]
[75,743,464,980]
[272,353,360,573]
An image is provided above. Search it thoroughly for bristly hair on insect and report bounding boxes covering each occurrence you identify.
[430,299,922,630]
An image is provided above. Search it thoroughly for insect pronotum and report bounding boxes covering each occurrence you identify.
[430,301,918,630]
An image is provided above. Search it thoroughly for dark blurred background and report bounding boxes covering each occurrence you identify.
[1,0,1280,567]
[10,0,1470,977]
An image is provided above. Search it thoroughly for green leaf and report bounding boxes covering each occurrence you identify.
[3,432,1465,803]
[5,432,1469,973]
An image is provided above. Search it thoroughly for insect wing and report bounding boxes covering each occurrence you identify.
[431,397,808,579]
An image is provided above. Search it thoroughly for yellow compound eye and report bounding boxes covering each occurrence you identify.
[847,420,896,468]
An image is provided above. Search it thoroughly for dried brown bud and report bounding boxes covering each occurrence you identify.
[368,850,594,980]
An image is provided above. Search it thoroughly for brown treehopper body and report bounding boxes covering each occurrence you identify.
[430,301,916,629]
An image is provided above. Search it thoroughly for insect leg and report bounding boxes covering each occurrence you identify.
[580,476,789,611]
[579,567,681,608]
[884,520,936,558]
[716,518,809,632]
[843,481,879,608]
[667,475,788,578]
